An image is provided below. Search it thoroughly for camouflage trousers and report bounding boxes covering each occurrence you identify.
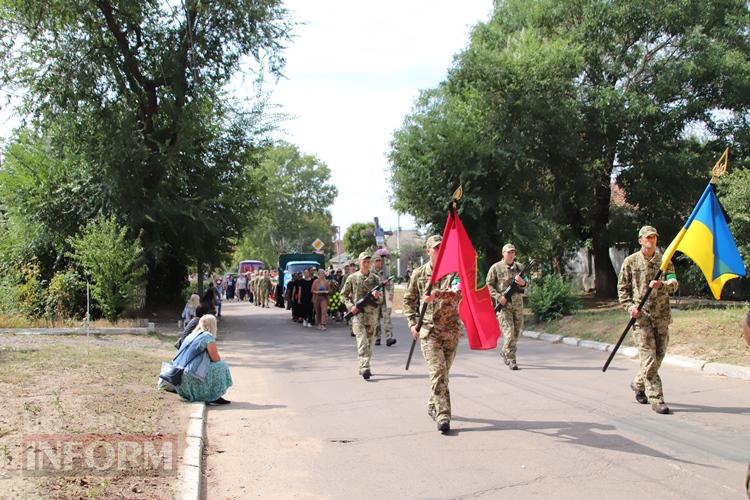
[374,304,393,340]
[258,290,269,306]
[498,307,524,361]
[632,323,669,404]
[420,331,459,423]
[352,313,378,374]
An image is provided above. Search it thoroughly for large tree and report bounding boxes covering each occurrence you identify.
[232,142,338,267]
[389,0,750,297]
[0,0,292,304]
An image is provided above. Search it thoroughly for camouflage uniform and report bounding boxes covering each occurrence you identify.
[252,275,261,306]
[372,262,394,342]
[341,270,383,374]
[403,262,461,424]
[486,260,525,362]
[618,249,678,405]
[258,275,272,307]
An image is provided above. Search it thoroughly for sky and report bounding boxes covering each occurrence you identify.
[261,0,494,236]
[0,1,495,236]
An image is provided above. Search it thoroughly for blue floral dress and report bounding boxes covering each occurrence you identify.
[176,334,233,402]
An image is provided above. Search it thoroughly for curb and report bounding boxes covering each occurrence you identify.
[0,326,155,335]
[179,402,207,500]
[522,330,750,381]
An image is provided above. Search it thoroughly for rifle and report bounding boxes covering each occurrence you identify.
[493,272,524,312]
[343,277,393,320]
[405,283,432,371]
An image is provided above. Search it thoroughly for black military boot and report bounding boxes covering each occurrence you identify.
[437,420,450,433]
[630,382,648,404]
[652,402,670,414]
[362,369,371,380]
[386,338,396,346]
[375,338,381,346]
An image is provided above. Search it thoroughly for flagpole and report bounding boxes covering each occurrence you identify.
[405,187,462,370]
[603,149,729,372]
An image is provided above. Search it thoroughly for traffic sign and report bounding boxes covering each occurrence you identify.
[312,238,325,251]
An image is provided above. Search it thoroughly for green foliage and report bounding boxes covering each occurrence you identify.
[0,0,293,305]
[231,142,338,267]
[44,269,87,321]
[528,275,580,322]
[68,217,147,321]
[343,222,376,257]
[389,0,750,298]
[720,167,750,260]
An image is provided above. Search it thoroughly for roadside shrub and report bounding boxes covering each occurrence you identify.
[44,269,87,320]
[68,216,146,321]
[528,274,580,322]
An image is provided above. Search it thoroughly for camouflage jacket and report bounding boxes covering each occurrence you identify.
[258,277,272,291]
[402,262,461,339]
[372,265,395,308]
[486,260,525,311]
[341,271,383,318]
[617,250,678,326]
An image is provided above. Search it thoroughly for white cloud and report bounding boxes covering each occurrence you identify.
[266,0,493,233]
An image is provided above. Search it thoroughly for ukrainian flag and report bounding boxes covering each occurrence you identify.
[661,182,746,299]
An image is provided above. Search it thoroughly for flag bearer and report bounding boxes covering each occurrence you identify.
[403,235,462,434]
[618,225,678,415]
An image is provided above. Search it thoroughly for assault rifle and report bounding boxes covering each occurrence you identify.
[343,277,394,320]
[494,272,525,312]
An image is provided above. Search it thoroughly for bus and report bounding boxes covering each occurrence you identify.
[237,260,264,276]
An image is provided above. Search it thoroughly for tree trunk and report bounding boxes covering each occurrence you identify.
[592,158,618,298]
[593,238,618,298]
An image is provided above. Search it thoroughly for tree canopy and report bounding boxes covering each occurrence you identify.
[232,142,338,267]
[389,0,750,297]
[0,0,293,305]
[343,222,376,257]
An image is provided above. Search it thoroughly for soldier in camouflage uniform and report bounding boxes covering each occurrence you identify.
[486,243,527,370]
[403,235,462,434]
[252,273,262,307]
[372,255,396,346]
[341,251,383,380]
[258,271,272,308]
[618,225,678,415]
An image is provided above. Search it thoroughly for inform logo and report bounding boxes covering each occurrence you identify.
[22,434,178,476]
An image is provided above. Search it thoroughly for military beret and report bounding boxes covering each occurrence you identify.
[425,235,442,248]
[502,243,516,252]
[638,225,659,238]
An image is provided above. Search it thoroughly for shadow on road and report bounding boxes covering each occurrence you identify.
[520,363,626,371]
[668,403,750,415]
[450,415,713,467]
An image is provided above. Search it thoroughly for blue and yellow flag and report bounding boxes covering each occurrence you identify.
[660,182,746,299]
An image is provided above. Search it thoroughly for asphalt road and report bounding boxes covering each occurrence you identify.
[205,301,750,499]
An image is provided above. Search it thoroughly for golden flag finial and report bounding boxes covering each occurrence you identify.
[452,185,463,210]
[710,148,729,184]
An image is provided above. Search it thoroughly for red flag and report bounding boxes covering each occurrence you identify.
[430,210,502,349]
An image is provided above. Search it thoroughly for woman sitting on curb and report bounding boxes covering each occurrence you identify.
[173,314,233,405]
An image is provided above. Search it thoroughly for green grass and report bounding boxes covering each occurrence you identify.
[528,304,750,366]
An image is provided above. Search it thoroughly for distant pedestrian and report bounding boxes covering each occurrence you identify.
[181,294,201,326]
[237,273,247,301]
[618,225,678,415]
[213,279,223,317]
[297,269,314,327]
[312,270,331,330]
